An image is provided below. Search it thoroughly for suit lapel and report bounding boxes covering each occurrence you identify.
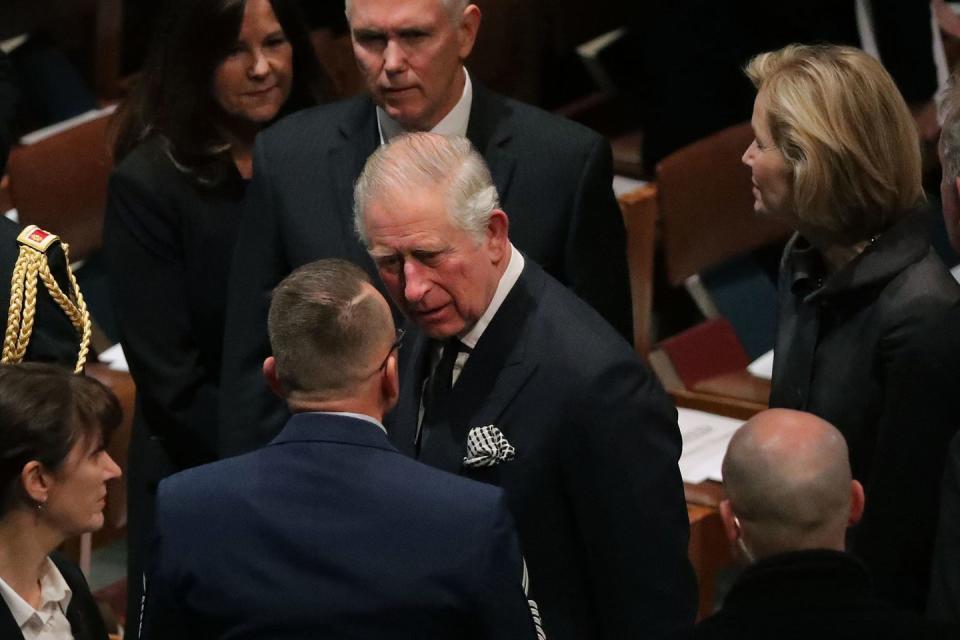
[389,325,432,457]
[420,263,542,474]
[467,83,516,204]
[0,602,22,639]
[328,99,380,267]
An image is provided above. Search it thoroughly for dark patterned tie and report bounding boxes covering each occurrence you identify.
[418,339,469,459]
[422,339,467,425]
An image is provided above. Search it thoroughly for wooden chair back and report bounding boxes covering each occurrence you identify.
[655,122,790,287]
[7,111,114,261]
[618,184,657,358]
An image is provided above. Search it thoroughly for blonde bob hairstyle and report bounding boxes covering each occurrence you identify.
[746,44,924,242]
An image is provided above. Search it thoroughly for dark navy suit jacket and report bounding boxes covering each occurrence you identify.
[218,82,632,457]
[142,412,537,640]
[389,259,697,640]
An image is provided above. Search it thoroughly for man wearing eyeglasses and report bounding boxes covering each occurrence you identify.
[141,258,541,639]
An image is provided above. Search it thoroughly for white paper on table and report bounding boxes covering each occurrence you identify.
[951,263,960,285]
[677,408,744,483]
[747,349,774,380]
[98,342,129,372]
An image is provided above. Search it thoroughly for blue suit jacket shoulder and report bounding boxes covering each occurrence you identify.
[145,413,536,640]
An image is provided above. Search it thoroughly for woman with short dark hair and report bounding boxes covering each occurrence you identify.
[0,363,122,640]
[102,0,326,628]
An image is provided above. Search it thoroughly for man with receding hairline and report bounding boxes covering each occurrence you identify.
[218,0,633,457]
[143,259,541,639]
[695,409,954,639]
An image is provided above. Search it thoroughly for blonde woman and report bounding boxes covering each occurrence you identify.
[742,44,960,609]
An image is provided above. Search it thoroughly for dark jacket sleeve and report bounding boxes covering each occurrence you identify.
[217,136,289,457]
[139,482,208,640]
[566,135,634,344]
[930,432,960,623]
[474,494,540,640]
[853,306,960,609]
[103,166,218,469]
[564,356,697,637]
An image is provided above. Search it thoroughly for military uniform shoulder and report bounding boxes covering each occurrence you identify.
[15,224,61,252]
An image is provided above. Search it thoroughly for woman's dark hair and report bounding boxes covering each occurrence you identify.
[0,363,122,517]
[111,0,325,186]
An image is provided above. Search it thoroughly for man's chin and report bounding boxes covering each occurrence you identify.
[379,100,433,132]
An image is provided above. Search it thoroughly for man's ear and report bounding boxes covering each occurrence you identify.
[262,356,287,399]
[457,4,481,60]
[382,353,400,414]
[719,499,739,544]
[848,479,865,526]
[486,209,510,261]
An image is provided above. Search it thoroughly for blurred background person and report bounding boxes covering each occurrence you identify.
[695,409,956,639]
[102,0,325,630]
[0,363,122,640]
[743,43,960,609]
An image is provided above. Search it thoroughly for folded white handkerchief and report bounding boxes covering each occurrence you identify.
[463,425,516,468]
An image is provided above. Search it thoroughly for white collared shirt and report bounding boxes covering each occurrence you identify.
[0,557,74,640]
[376,69,473,143]
[322,411,389,436]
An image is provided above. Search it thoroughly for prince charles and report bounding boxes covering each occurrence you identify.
[354,133,696,639]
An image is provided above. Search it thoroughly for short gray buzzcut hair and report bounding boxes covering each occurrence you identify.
[353,133,500,245]
[345,0,468,22]
[942,70,960,184]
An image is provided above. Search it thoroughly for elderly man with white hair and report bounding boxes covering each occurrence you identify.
[355,132,696,640]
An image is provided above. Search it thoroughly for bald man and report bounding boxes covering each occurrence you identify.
[695,409,955,639]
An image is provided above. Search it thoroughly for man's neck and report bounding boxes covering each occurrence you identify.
[288,396,383,422]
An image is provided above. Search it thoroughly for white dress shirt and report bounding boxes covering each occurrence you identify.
[418,245,525,430]
[376,69,473,143]
[0,557,74,640]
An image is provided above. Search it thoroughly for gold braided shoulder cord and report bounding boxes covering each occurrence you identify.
[2,227,91,373]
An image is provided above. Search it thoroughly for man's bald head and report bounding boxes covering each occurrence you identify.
[722,409,861,559]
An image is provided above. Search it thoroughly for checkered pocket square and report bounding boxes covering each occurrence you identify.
[463,425,516,468]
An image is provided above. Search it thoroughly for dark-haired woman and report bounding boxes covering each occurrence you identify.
[102,0,325,627]
[0,363,122,640]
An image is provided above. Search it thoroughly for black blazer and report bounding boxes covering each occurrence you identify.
[694,549,956,640]
[931,429,960,624]
[217,81,632,457]
[769,212,960,609]
[0,217,81,367]
[0,552,109,640]
[143,413,538,640]
[104,136,247,479]
[389,259,696,640]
